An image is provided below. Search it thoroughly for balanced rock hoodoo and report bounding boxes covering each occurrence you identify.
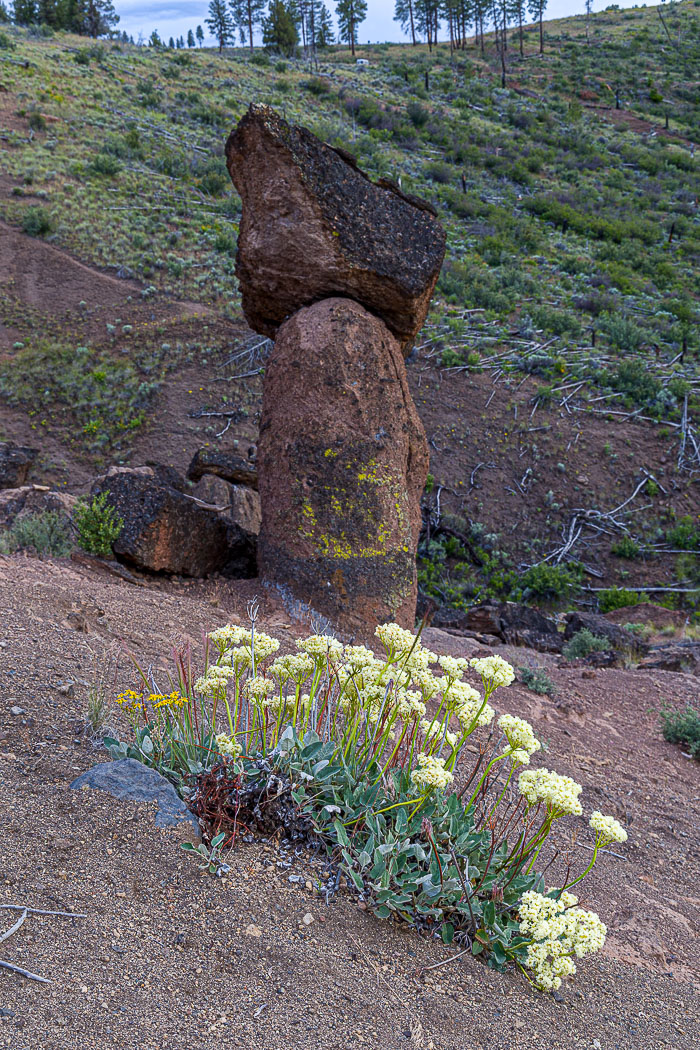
[258,298,429,631]
[226,104,446,352]
[227,105,444,632]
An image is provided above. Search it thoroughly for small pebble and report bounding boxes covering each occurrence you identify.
[245,923,262,938]
[10,706,25,716]
[302,913,314,926]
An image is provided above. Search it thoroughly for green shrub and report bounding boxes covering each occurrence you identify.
[73,493,123,556]
[598,587,647,613]
[0,511,72,557]
[519,666,557,697]
[563,629,611,660]
[28,111,46,131]
[517,562,582,603]
[302,77,331,96]
[667,516,700,552]
[21,206,53,237]
[660,703,700,759]
[0,31,15,50]
[89,153,122,177]
[610,535,641,559]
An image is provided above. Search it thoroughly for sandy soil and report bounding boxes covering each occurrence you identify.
[1,554,698,1050]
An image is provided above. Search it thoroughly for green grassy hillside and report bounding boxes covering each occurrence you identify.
[0,4,698,610]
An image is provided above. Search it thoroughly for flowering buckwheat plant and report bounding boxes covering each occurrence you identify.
[108,620,627,992]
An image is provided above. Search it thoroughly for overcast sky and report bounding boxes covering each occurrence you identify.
[115,1,661,47]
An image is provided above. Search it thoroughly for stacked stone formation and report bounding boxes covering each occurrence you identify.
[226,105,446,632]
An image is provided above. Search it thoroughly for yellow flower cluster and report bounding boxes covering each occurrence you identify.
[116,689,144,716]
[518,768,583,816]
[410,753,455,792]
[518,890,607,991]
[589,811,628,845]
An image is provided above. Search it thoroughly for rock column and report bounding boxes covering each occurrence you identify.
[225,105,446,633]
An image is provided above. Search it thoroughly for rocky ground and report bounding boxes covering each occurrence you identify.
[0,553,698,1050]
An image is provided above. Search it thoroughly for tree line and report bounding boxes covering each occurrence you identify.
[1,0,550,56]
[3,0,119,37]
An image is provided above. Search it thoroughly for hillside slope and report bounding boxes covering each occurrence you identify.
[0,6,698,608]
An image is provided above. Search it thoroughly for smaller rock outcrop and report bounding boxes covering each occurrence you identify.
[0,442,38,489]
[226,104,446,351]
[92,467,256,578]
[257,297,429,632]
[0,485,77,527]
[564,611,648,656]
[187,447,258,489]
[637,643,700,676]
[429,601,563,653]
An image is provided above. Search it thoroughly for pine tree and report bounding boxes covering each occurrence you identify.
[12,0,38,25]
[527,0,546,54]
[196,24,204,44]
[315,2,333,46]
[335,0,366,56]
[187,27,195,46]
[206,0,234,51]
[393,0,417,45]
[414,0,440,51]
[80,0,119,37]
[0,1,9,21]
[230,0,266,50]
[149,29,162,46]
[262,0,298,54]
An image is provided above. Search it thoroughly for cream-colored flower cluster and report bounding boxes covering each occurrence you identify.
[208,624,248,649]
[518,767,583,816]
[194,666,235,696]
[269,652,315,686]
[244,676,275,704]
[518,890,607,991]
[296,635,344,661]
[375,622,418,656]
[410,753,455,792]
[469,655,516,690]
[215,733,242,759]
[498,714,541,757]
[438,654,469,681]
[589,810,628,845]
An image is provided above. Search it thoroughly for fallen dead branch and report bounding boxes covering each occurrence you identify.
[0,904,87,984]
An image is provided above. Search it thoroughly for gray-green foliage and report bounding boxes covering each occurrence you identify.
[519,666,557,697]
[0,511,72,557]
[563,629,611,660]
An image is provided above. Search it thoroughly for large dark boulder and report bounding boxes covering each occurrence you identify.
[0,442,38,489]
[0,485,76,527]
[92,467,256,578]
[257,297,429,633]
[564,611,649,656]
[225,104,446,352]
[71,759,199,833]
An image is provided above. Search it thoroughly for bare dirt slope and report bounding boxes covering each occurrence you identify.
[0,555,698,1050]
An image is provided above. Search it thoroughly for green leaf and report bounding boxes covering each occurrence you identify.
[441,922,455,945]
[211,832,225,848]
[471,940,484,955]
[334,820,351,849]
[374,905,392,919]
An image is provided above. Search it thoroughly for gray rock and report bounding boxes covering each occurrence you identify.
[70,758,199,833]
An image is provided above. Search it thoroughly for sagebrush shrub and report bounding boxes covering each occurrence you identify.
[563,629,610,660]
[0,511,72,557]
[660,704,700,760]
